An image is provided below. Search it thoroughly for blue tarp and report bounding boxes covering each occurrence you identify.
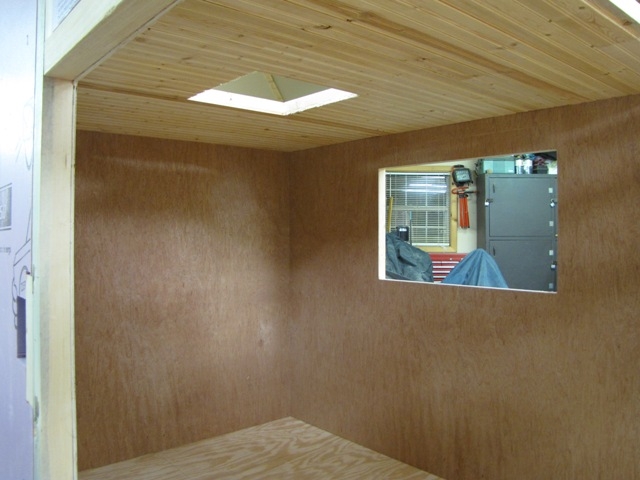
[386,234,507,288]
[442,248,508,288]
[385,233,433,282]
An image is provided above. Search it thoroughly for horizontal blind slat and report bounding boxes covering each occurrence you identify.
[386,172,450,246]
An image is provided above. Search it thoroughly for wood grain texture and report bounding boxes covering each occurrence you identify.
[289,94,640,480]
[74,132,292,470]
[37,77,77,480]
[44,0,180,79]
[74,0,640,151]
[79,417,442,480]
[75,95,640,479]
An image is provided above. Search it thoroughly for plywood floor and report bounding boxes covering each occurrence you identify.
[79,417,443,479]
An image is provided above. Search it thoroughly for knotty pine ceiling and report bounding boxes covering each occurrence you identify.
[76,0,640,152]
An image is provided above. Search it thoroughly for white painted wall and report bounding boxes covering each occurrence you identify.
[0,0,37,478]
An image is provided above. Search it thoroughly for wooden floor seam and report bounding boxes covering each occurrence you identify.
[79,417,444,480]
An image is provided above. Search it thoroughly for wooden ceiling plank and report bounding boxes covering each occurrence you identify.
[82,42,531,117]
[159,1,490,80]
[76,79,514,135]
[528,0,640,83]
[74,0,640,151]
[360,0,633,98]
[107,0,572,110]
[79,63,524,127]
[198,2,616,100]
[452,0,640,90]
[76,88,382,136]
[445,0,639,93]
[45,0,183,80]
[85,7,586,113]
[76,84,489,144]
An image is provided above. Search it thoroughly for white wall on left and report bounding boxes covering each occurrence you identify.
[0,0,37,478]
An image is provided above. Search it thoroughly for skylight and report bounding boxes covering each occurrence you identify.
[608,0,640,23]
[188,72,357,116]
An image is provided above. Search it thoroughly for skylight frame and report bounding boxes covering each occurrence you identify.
[188,73,358,116]
[608,0,640,23]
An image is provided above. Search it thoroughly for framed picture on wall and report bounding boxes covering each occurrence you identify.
[0,184,12,231]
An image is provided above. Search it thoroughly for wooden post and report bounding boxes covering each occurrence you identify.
[32,76,77,480]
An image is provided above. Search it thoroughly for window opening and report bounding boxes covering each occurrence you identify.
[386,172,451,247]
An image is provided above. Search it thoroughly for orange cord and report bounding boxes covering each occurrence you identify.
[452,186,470,229]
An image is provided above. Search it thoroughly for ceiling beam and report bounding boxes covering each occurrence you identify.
[44,0,183,80]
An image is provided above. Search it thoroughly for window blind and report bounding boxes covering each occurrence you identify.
[386,172,450,246]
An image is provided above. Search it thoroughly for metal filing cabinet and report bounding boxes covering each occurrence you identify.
[476,174,558,291]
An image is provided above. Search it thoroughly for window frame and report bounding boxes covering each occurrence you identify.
[383,165,458,253]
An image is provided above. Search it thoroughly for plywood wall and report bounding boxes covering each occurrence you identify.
[75,96,639,478]
[74,132,291,470]
[289,95,640,480]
